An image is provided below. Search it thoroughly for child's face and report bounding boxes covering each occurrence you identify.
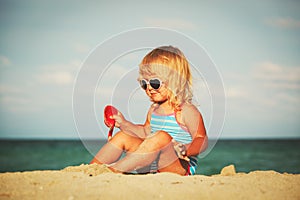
[140,75,169,103]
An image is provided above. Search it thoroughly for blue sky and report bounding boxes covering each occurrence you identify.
[0,0,299,139]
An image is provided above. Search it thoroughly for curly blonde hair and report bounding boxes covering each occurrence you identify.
[139,46,193,110]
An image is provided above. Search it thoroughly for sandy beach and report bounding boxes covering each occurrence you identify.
[0,164,299,200]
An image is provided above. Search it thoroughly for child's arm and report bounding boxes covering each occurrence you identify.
[111,106,153,139]
[181,104,208,156]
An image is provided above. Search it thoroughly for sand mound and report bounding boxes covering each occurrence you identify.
[220,164,236,176]
[62,163,112,176]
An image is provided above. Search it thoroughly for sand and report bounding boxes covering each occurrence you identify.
[0,164,299,200]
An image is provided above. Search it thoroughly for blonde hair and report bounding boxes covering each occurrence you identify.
[139,46,193,110]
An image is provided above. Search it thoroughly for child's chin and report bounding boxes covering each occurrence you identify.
[152,98,168,104]
[151,97,161,102]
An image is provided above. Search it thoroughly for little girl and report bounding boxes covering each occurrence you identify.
[91,46,207,175]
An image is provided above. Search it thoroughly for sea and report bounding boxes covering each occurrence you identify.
[0,139,299,175]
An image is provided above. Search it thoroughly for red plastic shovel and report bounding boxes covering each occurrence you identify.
[104,105,118,140]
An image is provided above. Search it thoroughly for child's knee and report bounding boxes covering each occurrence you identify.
[151,131,173,145]
[112,131,143,152]
[112,131,125,139]
[110,131,132,149]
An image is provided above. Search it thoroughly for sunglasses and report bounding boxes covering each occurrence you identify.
[139,78,163,90]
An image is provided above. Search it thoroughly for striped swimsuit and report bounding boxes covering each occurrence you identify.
[150,111,198,175]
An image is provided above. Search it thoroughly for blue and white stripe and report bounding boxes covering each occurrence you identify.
[150,112,198,175]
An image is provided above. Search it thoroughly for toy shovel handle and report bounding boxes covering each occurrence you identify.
[108,121,115,140]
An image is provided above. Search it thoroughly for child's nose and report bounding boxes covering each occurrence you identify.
[147,84,154,90]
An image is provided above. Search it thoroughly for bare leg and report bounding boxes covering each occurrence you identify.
[110,131,187,175]
[90,131,143,164]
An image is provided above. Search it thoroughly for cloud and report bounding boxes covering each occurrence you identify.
[37,71,73,85]
[74,43,91,54]
[0,96,35,112]
[0,62,79,113]
[36,62,81,86]
[221,63,300,121]
[144,18,197,30]
[226,87,248,99]
[253,62,300,89]
[250,61,300,113]
[0,55,11,66]
[275,92,299,104]
[265,17,300,29]
[0,84,40,113]
[0,85,22,94]
[222,72,250,100]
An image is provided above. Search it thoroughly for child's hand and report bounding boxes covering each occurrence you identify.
[111,111,127,128]
[172,139,190,162]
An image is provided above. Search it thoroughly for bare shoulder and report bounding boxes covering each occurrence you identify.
[149,103,159,114]
[181,103,201,115]
[181,103,203,122]
[145,103,157,124]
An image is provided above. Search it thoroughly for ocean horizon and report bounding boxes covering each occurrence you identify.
[1,138,299,175]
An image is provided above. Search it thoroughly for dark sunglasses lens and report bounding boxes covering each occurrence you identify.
[149,79,161,89]
[140,80,147,90]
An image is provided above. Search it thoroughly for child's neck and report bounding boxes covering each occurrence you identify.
[155,100,174,114]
